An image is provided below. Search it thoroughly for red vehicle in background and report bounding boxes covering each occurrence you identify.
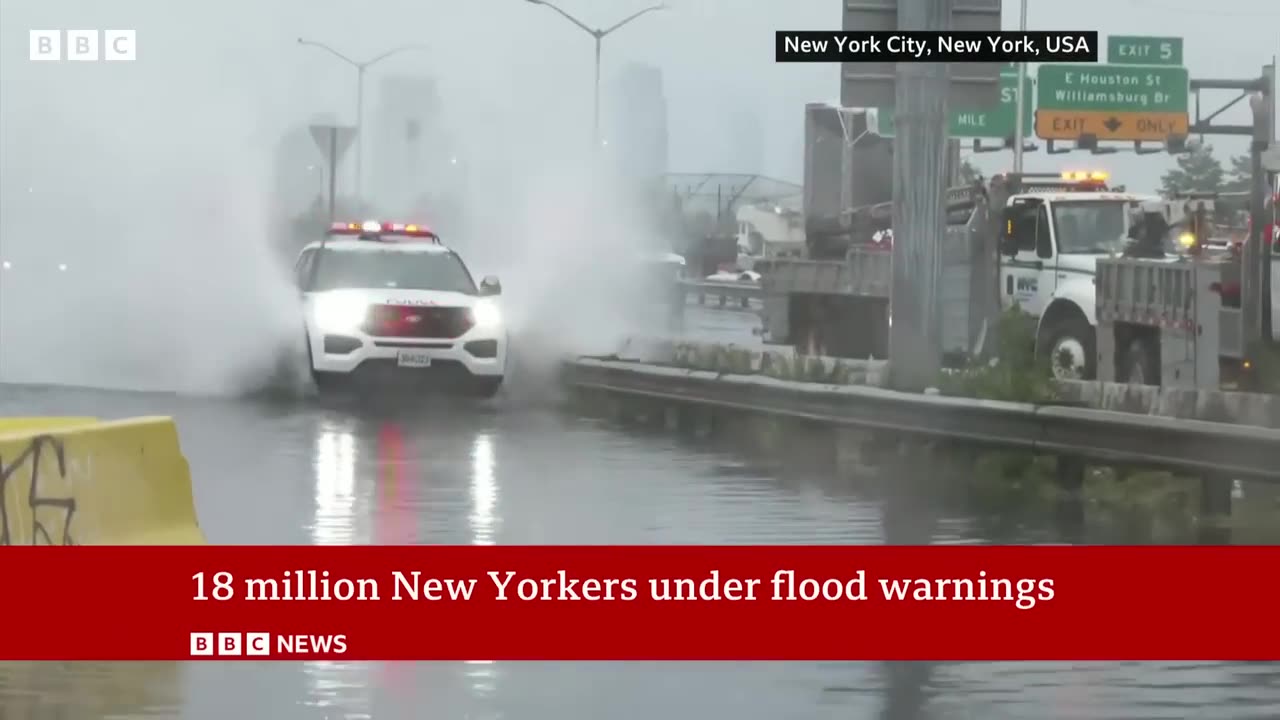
[1238,191,1278,250]
[1216,192,1278,306]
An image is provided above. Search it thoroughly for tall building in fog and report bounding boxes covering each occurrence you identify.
[368,75,449,216]
[607,63,668,190]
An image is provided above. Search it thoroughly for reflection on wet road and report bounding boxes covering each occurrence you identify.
[1,381,1277,719]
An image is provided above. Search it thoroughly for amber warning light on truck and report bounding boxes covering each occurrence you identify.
[775,31,1097,64]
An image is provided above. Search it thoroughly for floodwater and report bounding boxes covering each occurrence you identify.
[0,374,1276,719]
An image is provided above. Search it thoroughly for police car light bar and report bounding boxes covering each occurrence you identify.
[327,221,438,240]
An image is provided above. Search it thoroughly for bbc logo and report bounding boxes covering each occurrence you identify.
[30,30,136,62]
[190,632,271,657]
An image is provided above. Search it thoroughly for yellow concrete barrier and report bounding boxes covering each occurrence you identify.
[0,417,98,433]
[0,661,182,719]
[0,417,204,545]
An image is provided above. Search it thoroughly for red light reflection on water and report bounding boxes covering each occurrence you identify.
[375,421,416,692]
[375,422,415,546]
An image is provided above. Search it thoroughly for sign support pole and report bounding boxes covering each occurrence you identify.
[327,129,338,224]
[889,0,951,391]
[309,124,355,225]
[1253,63,1274,343]
[1012,0,1027,172]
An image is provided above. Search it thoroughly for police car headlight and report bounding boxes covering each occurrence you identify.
[471,299,501,328]
[312,293,368,334]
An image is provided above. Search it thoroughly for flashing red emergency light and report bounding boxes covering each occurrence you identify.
[327,220,438,241]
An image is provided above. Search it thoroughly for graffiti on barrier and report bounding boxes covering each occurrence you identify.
[0,435,78,545]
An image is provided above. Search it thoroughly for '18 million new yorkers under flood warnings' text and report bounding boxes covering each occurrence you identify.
[192,569,1056,610]
[775,31,1098,64]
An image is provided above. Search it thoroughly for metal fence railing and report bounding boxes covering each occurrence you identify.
[679,280,764,312]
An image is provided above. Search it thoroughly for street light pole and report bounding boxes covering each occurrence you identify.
[594,35,602,152]
[297,38,427,203]
[356,66,365,201]
[524,0,666,153]
[1012,0,1028,173]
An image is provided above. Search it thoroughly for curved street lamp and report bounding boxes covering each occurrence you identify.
[297,38,428,201]
[523,1,667,152]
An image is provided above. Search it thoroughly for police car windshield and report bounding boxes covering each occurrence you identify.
[313,249,477,294]
[1052,201,1129,254]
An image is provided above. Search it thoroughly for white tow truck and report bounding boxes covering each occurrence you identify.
[1094,192,1274,389]
[760,130,1161,380]
[992,170,1168,379]
[762,104,1277,387]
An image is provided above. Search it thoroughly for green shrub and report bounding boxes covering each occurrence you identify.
[940,306,1059,402]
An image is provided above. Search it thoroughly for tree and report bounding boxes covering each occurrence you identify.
[1222,153,1252,194]
[1159,143,1225,195]
[958,158,981,185]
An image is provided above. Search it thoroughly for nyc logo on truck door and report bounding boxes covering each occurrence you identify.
[1016,277,1039,293]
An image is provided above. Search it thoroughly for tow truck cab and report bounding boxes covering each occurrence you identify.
[994,171,1161,379]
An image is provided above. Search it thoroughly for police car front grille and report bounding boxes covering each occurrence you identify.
[362,305,473,339]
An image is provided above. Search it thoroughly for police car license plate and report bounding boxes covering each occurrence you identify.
[397,351,433,368]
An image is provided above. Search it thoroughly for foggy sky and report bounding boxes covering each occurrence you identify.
[3,2,1276,203]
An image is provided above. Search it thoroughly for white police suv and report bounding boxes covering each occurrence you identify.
[295,220,506,397]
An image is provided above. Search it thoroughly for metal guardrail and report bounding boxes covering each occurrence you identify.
[680,280,764,311]
[565,358,1280,481]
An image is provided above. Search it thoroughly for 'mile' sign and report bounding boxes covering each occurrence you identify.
[30,30,137,61]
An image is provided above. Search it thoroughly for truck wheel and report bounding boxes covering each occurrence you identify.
[1040,316,1096,380]
[795,326,822,356]
[1121,337,1159,385]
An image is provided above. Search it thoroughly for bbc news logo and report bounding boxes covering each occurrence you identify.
[29,30,136,62]
[190,632,271,656]
[189,632,348,657]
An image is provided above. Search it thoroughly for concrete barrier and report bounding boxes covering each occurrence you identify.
[609,336,889,387]
[0,661,181,719]
[619,335,1280,428]
[566,358,1280,481]
[1055,381,1280,430]
[0,418,98,433]
[0,417,204,545]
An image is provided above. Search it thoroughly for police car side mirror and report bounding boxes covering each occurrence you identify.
[479,275,502,296]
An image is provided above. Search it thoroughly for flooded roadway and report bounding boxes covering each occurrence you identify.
[1,309,1278,719]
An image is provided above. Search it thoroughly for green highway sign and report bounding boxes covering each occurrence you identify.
[1035,64,1190,141]
[873,72,1032,140]
[1036,64,1189,113]
[1107,35,1183,66]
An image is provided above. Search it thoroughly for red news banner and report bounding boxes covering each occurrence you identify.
[3,546,1277,661]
